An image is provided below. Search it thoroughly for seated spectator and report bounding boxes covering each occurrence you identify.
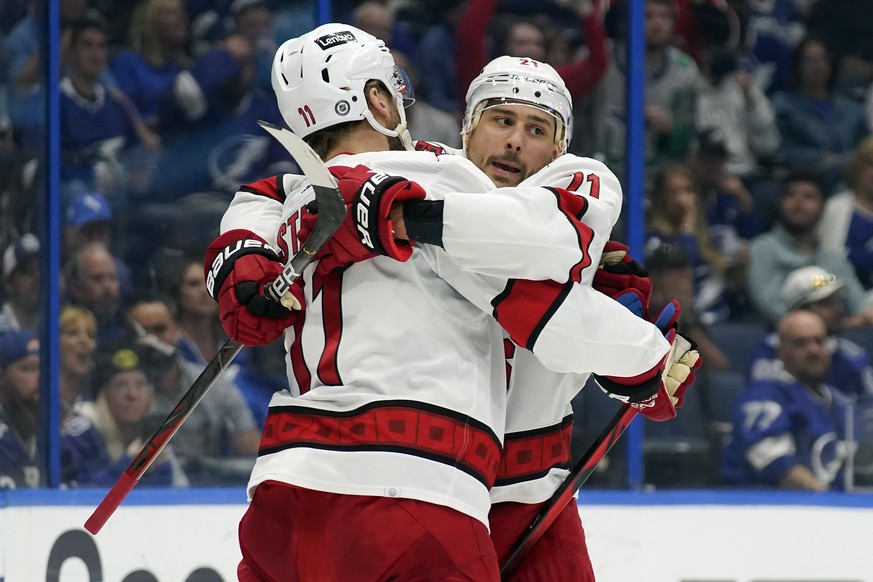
[748,266,873,404]
[696,48,781,214]
[58,306,97,419]
[64,241,126,345]
[593,0,701,175]
[645,163,731,323]
[818,137,873,290]
[646,242,729,372]
[60,15,159,196]
[740,0,809,94]
[160,257,226,366]
[63,192,133,296]
[747,171,873,326]
[0,330,40,488]
[125,293,260,485]
[807,0,873,100]
[70,339,188,487]
[771,35,869,194]
[0,233,39,333]
[686,130,762,315]
[723,310,857,491]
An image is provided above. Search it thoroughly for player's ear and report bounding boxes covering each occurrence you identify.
[366,85,393,123]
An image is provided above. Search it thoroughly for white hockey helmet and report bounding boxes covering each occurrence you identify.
[272,23,414,146]
[463,56,573,153]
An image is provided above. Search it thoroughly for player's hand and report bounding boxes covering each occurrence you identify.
[204,230,302,346]
[593,241,652,306]
[301,165,425,270]
[593,300,702,421]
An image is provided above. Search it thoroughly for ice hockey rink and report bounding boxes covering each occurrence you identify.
[5,0,873,579]
[2,488,872,581]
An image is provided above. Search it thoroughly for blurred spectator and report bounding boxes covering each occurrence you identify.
[686,130,762,314]
[646,242,730,371]
[111,0,254,135]
[58,306,97,418]
[161,257,226,366]
[806,0,873,100]
[230,0,276,92]
[64,241,126,344]
[0,329,40,488]
[771,35,869,194]
[60,15,159,196]
[125,294,259,485]
[696,48,781,191]
[749,266,873,403]
[0,233,39,333]
[352,1,416,60]
[747,171,873,326]
[671,0,738,66]
[645,163,731,323]
[593,0,702,175]
[413,0,466,115]
[63,192,133,296]
[739,0,809,94]
[2,0,90,150]
[78,339,188,487]
[818,137,873,289]
[232,343,287,431]
[137,22,292,202]
[456,0,608,108]
[391,51,461,148]
[723,310,856,491]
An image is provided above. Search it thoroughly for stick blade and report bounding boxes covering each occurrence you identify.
[84,472,138,534]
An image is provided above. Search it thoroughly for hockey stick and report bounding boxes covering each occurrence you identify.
[499,404,638,578]
[84,122,346,534]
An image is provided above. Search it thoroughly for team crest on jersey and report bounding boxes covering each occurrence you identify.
[315,31,356,50]
[414,140,447,155]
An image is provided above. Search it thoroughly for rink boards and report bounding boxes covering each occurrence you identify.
[1,488,871,582]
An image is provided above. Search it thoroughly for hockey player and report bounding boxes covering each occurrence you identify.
[206,24,696,580]
[411,56,679,580]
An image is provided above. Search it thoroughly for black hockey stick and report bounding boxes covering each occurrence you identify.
[84,122,346,534]
[499,405,638,578]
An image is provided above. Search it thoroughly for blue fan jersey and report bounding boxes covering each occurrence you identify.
[722,379,858,490]
[748,333,873,402]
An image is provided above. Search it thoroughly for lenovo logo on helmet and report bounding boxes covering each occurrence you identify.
[315,31,357,49]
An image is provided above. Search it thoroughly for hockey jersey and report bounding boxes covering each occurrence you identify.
[221,149,668,526]
[722,378,857,490]
[414,142,630,504]
[748,333,873,403]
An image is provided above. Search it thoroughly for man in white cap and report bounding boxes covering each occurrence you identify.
[748,265,873,402]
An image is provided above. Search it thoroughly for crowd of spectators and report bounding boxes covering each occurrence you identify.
[2,0,873,491]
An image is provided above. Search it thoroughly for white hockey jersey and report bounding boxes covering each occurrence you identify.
[219,149,667,526]
[415,142,641,505]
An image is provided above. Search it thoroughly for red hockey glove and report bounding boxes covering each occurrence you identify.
[593,301,702,421]
[300,165,426,270]
[204,229,303,346]
[593,241,652,306]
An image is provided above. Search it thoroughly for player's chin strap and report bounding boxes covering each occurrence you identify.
[362,104,414,151]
